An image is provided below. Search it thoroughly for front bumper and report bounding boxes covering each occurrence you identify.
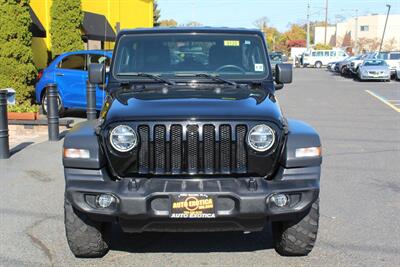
[360,74,390,80]
[65,166,320,232]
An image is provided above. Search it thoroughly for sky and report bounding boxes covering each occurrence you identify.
[158,0,400,31]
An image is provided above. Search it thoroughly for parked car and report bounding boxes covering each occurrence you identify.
[326,61,338,71]
[396,65,400,80]
[357,59,390,81]
[336,56,359,76]
[35,50,112,114]
[63,27,322,258]
[378,51,400,78]
[269,52,287,73]
[302,49,348,68]
[349,52,374,73]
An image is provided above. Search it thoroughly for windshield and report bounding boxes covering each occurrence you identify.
[112,33,269,81]
[363,60,387,66]
[269,53,282,62]
[376,52,389,60]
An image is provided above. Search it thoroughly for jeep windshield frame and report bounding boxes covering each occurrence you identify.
[111,32,272,83]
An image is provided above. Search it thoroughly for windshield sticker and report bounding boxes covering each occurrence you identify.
[244,40,251,45]
[224,40,240,46]
[254,64,264,72]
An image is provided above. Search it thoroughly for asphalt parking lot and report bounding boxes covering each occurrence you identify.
[0,69,399,267]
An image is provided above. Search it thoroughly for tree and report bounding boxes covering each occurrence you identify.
[153,0,161,27]
[314,43,332,50]
[383,38,397,51]
[186,21,202,27]
[0,0,37,105]
[283,24,307,41]
[287,40,307,48]
[253,17,282,51]
[356,37,380,52]
[50,0,83,57]
[253,17,269,32]
[159,19,178,27]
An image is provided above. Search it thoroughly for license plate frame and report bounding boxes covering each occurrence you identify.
[170,193,216,219]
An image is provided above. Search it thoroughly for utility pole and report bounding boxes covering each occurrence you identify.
[307,0,310,49]
[354,9,358,54]
[379,4,391,53]
[324,0,328,45]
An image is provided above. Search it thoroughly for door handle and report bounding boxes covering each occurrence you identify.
[56,73,64,76]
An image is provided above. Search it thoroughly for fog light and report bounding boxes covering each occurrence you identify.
[96,194,115,208]
[270,194,289,207]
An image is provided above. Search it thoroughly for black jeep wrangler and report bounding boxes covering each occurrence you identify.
[63,28,321,258]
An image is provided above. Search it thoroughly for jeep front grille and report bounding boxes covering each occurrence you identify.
[137,123,248,175]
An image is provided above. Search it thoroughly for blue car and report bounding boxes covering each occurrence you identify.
[35,50,112,114]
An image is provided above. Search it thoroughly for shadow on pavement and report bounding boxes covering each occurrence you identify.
[62,109,87,118]
[10,142,34,156]
[109,223,275,253]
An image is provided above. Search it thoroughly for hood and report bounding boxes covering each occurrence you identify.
[102,84,284,126]
[361,65,389,71]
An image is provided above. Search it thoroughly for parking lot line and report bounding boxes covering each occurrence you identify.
[365,90,400,113]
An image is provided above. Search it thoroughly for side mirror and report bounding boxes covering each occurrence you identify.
[88,63,105,85]
[275,63,293,90]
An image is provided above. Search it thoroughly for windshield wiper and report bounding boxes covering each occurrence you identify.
[175,73,237,87]
[117,72,176,85]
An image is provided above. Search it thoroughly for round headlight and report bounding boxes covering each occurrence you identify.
[109,125,137,152]
[247,124,275,152]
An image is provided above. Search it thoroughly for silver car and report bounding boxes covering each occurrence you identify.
[358,60,390,81]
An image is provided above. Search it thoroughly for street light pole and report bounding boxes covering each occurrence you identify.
[307,0,310,49]
[379,4,391,53]
[324,0,328,45]
[354,9,358,54]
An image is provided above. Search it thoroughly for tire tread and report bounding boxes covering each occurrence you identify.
[64,199,109,258]
[274,199,319,256]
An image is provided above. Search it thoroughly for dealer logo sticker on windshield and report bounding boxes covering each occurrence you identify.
[170,193,215,219]
[255,63,264,72]
[224,40,240,46]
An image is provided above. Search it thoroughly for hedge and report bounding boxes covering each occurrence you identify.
[0,0,37,105]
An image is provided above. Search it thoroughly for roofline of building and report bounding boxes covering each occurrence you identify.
[118,27,263,36]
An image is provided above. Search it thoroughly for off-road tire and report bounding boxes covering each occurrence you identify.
[273,199,319,256]
[64,198,110,258]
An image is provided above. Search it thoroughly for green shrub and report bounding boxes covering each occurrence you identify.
[314,43,332,50]
[50,0,83,57]
[8,102,39,113]
[0,0,37,105]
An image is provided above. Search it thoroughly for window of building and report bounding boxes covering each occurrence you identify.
[360,25,369,32]
[59,54,86,70]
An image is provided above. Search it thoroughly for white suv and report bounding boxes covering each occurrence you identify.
[382,52,400,77]
[302,49,348,68]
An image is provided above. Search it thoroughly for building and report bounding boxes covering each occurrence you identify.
[29,0,154,68]
[314,14,400,53]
